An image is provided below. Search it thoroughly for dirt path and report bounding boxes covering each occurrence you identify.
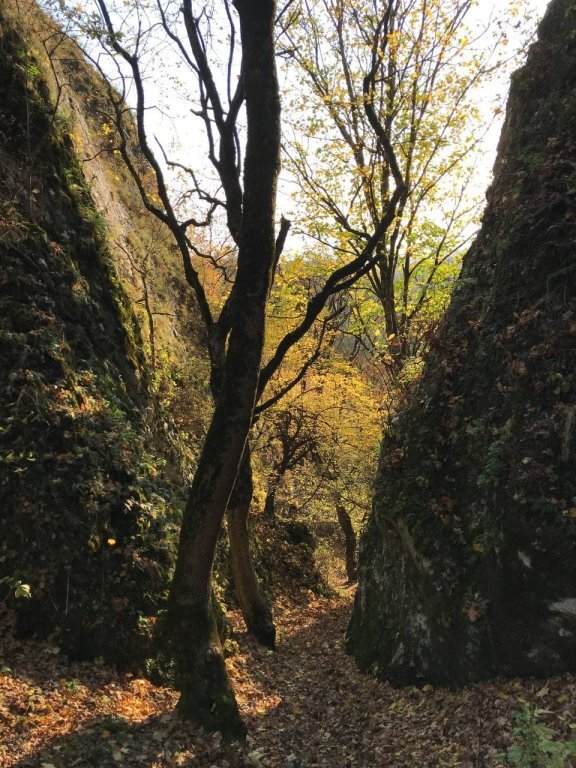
[1,592,575,767]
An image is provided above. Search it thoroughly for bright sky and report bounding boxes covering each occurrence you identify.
[463,0,552,193]
[144,0,554,231]
[53,0,554,244]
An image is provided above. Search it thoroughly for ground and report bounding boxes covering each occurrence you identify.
[1,590,575,767]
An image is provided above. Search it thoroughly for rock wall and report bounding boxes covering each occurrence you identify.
[0,1,186,667]
[348,0,576,685]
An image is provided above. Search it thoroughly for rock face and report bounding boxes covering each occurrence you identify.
[0,2,185,667]
[348,0,576,686]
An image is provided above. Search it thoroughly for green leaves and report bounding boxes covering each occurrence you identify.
[498,704,576,768]
[283,0,493,379]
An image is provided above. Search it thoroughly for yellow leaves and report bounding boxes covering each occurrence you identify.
[357,165,372,179]
[148,192,162,207]
[14,582,32,598]
[386,30,402,54]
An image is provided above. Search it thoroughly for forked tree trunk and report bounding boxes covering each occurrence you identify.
[227,444,276,648]
[165,0,280,737]
[337,505,358,583]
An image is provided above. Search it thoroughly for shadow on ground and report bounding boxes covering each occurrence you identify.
[3,593,575,767]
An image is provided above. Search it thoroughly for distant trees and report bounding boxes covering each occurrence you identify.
[252,298,380,584]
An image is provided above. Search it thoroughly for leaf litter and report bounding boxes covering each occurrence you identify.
[1,590,575,767]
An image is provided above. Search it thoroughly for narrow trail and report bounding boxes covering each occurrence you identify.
[1,591,575,767]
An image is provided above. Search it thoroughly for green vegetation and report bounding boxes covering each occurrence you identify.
[0,576,32,600]
[499,705,576,768]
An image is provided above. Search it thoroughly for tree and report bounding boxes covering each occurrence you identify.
[46,0,405,734]
[80,0,283,737]
[225,441,277,649]
[284,0,507,379]
[336,504,358,583]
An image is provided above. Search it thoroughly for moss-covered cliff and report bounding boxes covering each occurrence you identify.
[0,1,195,667]
[348,0,576,686]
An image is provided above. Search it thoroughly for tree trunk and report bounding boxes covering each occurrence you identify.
[263,486,277,522]
[227,443,276,648]
[264,454,292,523]
[337,505,358,583]
[165,0,280,737]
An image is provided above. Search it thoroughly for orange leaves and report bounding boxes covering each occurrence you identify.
[2,597,576,766]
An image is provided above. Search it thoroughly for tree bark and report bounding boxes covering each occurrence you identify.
[337,505,358,583]
[227,444,276,648]
[263,486,277,522]
[165,0,280,737]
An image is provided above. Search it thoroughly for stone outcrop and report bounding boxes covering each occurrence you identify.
[348,0,576,686]
[0,1,187,667]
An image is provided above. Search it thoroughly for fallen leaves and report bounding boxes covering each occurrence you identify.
[1,592,575,767]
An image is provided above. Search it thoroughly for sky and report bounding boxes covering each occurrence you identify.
[49,0,555,249]
[463,0,552,191]
[142,0,554,233]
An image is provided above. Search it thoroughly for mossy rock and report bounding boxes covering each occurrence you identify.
[348,0,576,686]
[0,5,185,669]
